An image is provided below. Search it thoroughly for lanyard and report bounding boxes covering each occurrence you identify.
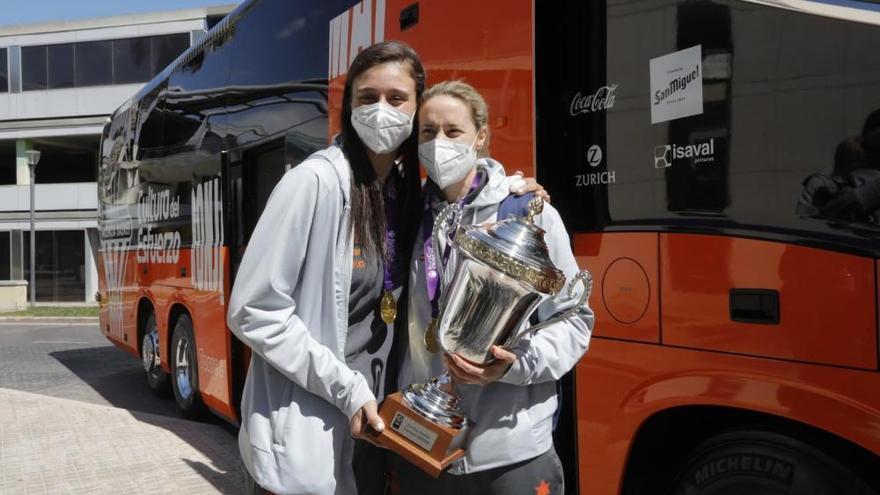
[422,173,483,318]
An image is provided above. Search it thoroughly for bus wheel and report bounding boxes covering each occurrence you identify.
[171,314,207,420]
[141,314,170,398]
[670,429,874,495]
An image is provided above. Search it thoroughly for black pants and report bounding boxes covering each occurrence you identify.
[243,467,268,495]
[389,447,565,495]
[353,439,390,495]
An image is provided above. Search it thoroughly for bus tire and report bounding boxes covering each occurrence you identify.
[670,429,874,495]
[171,314,207,420]
[141,313,170,398]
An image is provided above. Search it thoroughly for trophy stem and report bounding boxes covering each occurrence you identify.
[401,370,470,429]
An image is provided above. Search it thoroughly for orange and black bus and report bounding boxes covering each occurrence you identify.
[98,0,880,493]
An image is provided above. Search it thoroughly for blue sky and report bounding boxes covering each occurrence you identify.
[0,1,239,27]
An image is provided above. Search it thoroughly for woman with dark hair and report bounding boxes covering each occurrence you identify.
[228,40,423,495]
[227,41,543,495]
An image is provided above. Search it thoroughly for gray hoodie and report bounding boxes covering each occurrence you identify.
[399,158,595,474]
[227,145,373,495]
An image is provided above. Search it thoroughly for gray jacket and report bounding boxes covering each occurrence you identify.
[227,145,373,495]
[399,158,594,474]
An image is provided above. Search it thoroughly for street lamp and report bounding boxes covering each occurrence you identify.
[24,149,41,308]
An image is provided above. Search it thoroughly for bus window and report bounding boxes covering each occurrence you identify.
[537,0,880,257]
[163,22,232,158]
[134,83,165,160]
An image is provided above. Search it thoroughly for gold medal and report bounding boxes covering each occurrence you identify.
[424,318,440,353]
[380,290,397,324]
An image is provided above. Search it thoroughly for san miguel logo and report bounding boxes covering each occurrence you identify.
[653,66,699,106]
[569,85,617,116]
[649,45,704,124]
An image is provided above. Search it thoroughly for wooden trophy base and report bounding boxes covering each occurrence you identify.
[375,391,465,478]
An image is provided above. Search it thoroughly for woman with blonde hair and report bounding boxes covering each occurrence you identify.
[392,80,594,494]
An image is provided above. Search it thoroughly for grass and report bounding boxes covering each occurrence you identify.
[2,306,99,317]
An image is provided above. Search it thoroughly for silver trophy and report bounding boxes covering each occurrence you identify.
[402,196,592,431]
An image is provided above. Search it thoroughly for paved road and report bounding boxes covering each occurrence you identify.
[0,322,183,415]
[0,323,243,494]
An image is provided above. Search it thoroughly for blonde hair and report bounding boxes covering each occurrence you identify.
[421,80,490,156]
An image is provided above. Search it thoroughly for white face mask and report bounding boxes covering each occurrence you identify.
[418,136,478,190]
[350,102,414,154]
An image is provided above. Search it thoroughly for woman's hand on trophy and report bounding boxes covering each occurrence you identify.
[350,399,386,447]
[444,346,517,385]
[510,171,551,203]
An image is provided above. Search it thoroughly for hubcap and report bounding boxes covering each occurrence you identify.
[142,329,160,374]
[175,337,193,400]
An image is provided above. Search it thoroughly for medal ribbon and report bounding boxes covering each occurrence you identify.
[378,169,401,325]
[383,171,399,293]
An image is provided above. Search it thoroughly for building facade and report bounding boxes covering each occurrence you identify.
[0,5,234,303]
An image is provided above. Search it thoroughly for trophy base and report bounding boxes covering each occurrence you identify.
[376,392,466,478]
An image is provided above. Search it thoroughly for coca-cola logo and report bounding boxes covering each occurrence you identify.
[570,84,618,116]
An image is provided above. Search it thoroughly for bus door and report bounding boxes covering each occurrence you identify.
[225,130,317,412]
[227,135,302,274]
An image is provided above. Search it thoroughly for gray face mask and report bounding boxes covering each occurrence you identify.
[350,102,414,154]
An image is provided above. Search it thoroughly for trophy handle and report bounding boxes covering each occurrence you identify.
[431,202,463,285]
[513,269,593,340]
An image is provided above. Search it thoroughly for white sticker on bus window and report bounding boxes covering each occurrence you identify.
[650,45,703,124]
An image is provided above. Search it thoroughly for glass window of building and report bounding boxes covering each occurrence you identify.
[75,40,112,87]
[0,231,10,280]
[0,48,8,92]
[23,230,86,302]
[114,37,151,84]
[206,15,226,30]
[22,45,48,91]
[31,136,99,183]
[48,43,75,89]
[0,140,14,185]
[151,33,190,76]
[13,35,190,91]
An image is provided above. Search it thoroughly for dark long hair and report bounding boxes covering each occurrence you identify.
[340,41,425,265]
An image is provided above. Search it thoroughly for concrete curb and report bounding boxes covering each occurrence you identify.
[0,316,99,324]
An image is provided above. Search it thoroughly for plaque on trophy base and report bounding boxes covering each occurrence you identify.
[376,391,465,478]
